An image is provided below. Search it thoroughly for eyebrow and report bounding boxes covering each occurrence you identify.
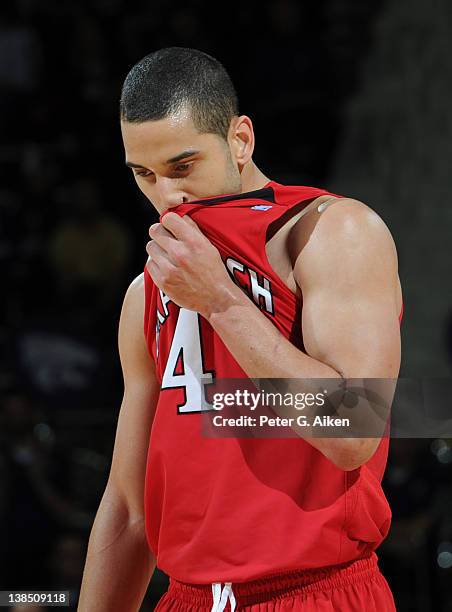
[125,149,200,169]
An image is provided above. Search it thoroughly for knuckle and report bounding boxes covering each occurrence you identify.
[160,274,170,289]
[185,236,198,250]
[172,246,188,267]
[160,265,176,285]
[176,254,188,268]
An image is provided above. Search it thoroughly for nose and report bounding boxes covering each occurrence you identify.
[155,176,188,208]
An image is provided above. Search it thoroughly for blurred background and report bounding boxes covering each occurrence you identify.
[1,0,452,610]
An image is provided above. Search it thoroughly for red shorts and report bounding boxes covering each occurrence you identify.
[154,554,396,611]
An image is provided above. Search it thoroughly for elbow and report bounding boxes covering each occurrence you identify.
[329,438,381,471]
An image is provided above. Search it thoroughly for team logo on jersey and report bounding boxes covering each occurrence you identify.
[250,204,273,211]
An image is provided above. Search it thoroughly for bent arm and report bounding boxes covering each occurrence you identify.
[206,200,401,470]
[78,273,160,611]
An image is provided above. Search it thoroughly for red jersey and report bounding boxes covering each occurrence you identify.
[143,180,403,584]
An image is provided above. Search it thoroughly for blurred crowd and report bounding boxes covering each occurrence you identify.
[1,0,452,610]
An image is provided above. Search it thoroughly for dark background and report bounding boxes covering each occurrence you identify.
[1,0,452,610]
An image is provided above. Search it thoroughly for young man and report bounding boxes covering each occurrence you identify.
[78,47,402,611]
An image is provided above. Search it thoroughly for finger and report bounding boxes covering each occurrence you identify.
[183,214,201,231]
[146,256,163,286]
[161,211,197,241]
[149,222,176,239]
[146,244,178,287]
[149,222,178,250]
[146,239,177,267]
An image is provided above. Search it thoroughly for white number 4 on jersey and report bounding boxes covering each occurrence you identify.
[161,308,215,413]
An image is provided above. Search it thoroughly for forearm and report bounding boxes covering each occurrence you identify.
[78,487,156,612]
[207,283,340,380]
[206,285,371,469]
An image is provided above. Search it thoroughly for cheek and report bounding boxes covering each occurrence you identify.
[204,163,224,182]
[205,154,234,183]
[223,152,241,188]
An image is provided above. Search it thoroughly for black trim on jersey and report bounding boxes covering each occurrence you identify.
[193,186,275,207]
[265,197,318,242]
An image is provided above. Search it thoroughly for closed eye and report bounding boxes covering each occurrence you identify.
[134,168,153,178]
[132,161,194,178]
[173,162,193,172]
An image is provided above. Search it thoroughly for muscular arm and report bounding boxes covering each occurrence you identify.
[78,273,159,611]
[205,199,401,470]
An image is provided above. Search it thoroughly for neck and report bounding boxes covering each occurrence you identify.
[240,161,271,193]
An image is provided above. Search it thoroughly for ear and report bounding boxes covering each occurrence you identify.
[228,115,255,169]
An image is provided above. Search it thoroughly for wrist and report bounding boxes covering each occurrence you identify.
[204,280,247,323]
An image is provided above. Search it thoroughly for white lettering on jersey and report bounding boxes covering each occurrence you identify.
[225,257,274,315]
[248,269,274,314]
[161,308,214,413]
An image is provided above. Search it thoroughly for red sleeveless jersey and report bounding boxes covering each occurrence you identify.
[143,180,403,584]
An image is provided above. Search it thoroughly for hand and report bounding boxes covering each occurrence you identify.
[146,213,238,318]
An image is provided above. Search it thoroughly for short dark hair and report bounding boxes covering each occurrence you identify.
[120,47,239,140]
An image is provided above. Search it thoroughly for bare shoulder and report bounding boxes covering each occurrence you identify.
[293,197,398,272]
[126,271,145,299]
[121,272,145,322]
[118,272,150,373]
[289,198,401,310]
[311,197,394,239]
[315,197,394,234]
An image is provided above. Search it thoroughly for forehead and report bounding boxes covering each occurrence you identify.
[121,110,212,163]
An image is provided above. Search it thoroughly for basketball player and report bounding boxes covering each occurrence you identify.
[78,48,402,611]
